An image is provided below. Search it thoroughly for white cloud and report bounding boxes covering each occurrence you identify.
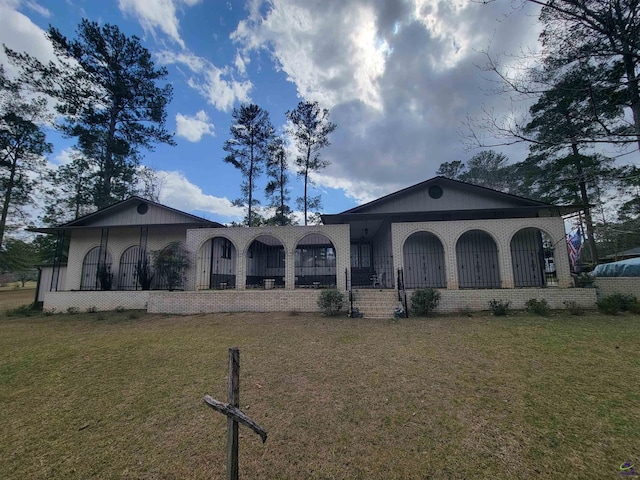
[156,49,252,112]
[117,0,202,49]
[51,147,78,166]
[231,0,542,197]
[24,0,50,17]
[157,170,244,220]
[175,110,215,142]
[232,0,389,111]
[0,1,57,78]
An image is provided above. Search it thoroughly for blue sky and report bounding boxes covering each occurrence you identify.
[0,0,544,224]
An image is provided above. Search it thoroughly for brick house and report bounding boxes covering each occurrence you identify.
[33,177,597,315]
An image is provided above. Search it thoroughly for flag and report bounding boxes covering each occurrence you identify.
[567,230,583,270]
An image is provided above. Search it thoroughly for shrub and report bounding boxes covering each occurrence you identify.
[115,305,125,313]
[563,300,583,316]
[318,289,344,316]
[525,298,550,316]
[597,293,638,315]
[136,256,154,290]
[489,299,510,316]
[87,306,98,313]
[153,242,190,291]
[96,265,113,291]
[410,288,441,316]
[67,307,79,314]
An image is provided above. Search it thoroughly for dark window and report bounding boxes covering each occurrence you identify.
[221,239,232,259]
[137,202,149,214]
[428,185,443,199]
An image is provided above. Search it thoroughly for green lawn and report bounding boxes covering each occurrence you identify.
[1,297,639,479]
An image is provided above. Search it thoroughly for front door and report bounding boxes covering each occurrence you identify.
[350,242,374,287]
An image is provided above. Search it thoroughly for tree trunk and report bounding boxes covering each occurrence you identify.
[0,155,19,250]
[571,142,599,264]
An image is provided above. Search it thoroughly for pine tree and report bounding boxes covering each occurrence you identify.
[5,19,174,209]
[286,101,336,225]
[223,104,274,226]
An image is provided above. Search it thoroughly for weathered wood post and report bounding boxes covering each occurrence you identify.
[227,348,239,479]
[204,348,267,480]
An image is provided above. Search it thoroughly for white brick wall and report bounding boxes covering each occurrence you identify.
[429,287,596,313]
[391,217,572,289]
[594,278,640,299]
[44,291,149,312]
[186,225,351,291]
[147,290,326,314]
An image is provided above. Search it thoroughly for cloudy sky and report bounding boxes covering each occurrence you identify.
[0,0,543,224]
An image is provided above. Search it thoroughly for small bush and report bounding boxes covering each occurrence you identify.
[43,308,55,316]
[67,307,79,314]
[525,298,550,316]
[597,293,638,315]
[318,289,344,316]
[410,288,441,316]
[115,305,125,313]
[563,300,583,316]
[128,312,140,320]
[489,299,510,316]
[87,306,98,313]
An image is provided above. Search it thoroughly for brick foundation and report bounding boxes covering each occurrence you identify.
[147,289,324,315]
[594,278,640,299]
[44,291,149,312]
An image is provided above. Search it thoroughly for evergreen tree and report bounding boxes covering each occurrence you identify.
[6,19,174,209]
[286,101,336,225]
[223,104,274,226]
[265,136,294,225]
[519,65,623,263]
[0,66,52,250]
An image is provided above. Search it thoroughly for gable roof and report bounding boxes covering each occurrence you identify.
[323,176,583,224]
[29,196,224,234]
[343,176,550,214]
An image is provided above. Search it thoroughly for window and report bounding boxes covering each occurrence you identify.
[221,239,232,259]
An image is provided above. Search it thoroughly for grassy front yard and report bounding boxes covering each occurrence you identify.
[1,290,639,479]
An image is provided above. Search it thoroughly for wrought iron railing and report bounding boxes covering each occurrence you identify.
[397,268,409,318]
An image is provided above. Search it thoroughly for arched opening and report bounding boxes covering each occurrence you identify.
[456,230,500,288]
[511,228,557,287]
[403,232,446,288]
[80,246,113,290]
[118,246,150,290]
[245,235,285,289]
[196,237,237,289]
[295,234,336,288]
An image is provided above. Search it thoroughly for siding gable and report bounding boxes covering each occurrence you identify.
[63,197,221,228]
[346,178,545,215]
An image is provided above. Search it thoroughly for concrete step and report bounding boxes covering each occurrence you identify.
[350,289,402,318]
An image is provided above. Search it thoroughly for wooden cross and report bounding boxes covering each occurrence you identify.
[204,348,267,480]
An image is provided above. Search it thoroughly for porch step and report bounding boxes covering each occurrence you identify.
[350,289,401,318]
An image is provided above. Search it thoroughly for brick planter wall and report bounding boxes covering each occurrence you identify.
[147,289,327,315]
[594,278,640,299]
[44,291,149,312]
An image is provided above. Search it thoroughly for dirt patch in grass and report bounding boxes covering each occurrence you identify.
[0,310,638,479]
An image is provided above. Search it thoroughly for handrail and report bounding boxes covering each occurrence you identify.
[397,268,409,318]
[345,268,354,316]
